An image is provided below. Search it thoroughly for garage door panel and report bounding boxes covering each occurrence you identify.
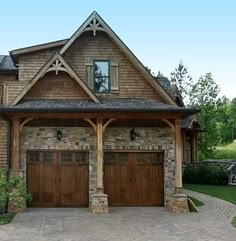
[27,151,89,207]
[74,165,89,206]
[40,164,56,204]
[104,151,164,206]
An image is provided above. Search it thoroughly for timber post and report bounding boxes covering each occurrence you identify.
[96,118,104,193]
[89,117,110,214]
[175,119,182,193]
[12,117,20,176]
[168,119,189,213]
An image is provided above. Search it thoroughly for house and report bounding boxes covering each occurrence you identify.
[0,12,199,213]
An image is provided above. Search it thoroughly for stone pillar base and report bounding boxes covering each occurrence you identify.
[167,193,189,213]
[90,193,109,214]
[8,205,24,213]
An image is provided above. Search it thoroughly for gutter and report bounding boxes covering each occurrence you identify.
[0,107,200,114]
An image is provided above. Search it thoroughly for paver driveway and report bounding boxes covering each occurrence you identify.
[0,190,235,241]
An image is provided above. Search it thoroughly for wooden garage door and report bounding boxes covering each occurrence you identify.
[27,150,89,207]
[104,151,164,206]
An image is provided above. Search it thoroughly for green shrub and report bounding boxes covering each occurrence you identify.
[0,169,32,215]
[183,163,228,185]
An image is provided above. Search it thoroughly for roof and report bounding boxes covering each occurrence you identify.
[0,55,17,73]
[182,114,203,131]
[155,77,172,95]
[10,39,67,63]
[0,99,198,115]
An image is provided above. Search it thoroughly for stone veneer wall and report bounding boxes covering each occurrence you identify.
[21,127,175,205]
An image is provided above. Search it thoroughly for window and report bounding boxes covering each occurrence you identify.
[61,152,73,163]
[94,60,110,93]
[75,152,88,164]
[28,151,40,163]
[43,152,54,163]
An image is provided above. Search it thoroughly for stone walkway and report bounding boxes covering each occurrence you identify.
[0,190,235,241]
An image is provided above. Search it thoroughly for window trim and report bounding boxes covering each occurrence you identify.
[93,60,111,93]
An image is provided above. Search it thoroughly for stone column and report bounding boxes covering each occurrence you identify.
[90,118,109,214]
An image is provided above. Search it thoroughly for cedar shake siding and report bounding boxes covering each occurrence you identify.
[23,72,91,100]
[63,31,165,102]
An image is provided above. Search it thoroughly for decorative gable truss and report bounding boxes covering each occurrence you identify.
[11,53,101,105]
[189,114,203,130]
[84,17,105,35]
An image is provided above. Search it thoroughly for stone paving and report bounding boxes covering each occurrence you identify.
[0,190,235,241]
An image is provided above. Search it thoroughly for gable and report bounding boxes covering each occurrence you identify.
[60,11,175,105]
[10,53,100,105]
[23,72,91,100]
[63,31,166,102]
[10,11,176,106]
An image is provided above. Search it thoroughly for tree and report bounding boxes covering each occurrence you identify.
[189,73,221,158]
[170,61,192,101]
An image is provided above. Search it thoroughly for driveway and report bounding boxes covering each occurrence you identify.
[0,190,235,241]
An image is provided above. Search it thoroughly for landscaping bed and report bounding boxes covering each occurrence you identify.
[0,213,15,225]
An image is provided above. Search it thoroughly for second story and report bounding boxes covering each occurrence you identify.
[0,12,176,107]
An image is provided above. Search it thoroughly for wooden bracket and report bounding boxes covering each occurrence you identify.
[161,119,175,133]
[84,118,97,131]
[103,118,116,132]
[20,117,34,132]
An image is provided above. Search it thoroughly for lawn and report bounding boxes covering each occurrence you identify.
[188,196,204,207]
[0,213,16,225]
[184,184,236,205]
[213,141,236,159]
[231,216,236,228]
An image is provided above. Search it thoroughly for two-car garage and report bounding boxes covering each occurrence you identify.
[27,150,164,207]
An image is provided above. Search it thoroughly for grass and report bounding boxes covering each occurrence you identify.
[184,184,236,205]
[0,213,16,225]
[188,196,204,207]
[213,141,236,159]
[231,216,236,228]
[218,141,236,150]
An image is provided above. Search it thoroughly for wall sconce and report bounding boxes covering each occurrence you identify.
[57,129,62,141]
[130,128,137,141]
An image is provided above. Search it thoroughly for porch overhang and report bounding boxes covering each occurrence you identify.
[0,99,199,119]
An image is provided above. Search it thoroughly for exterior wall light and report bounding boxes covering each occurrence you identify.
[130,128,137,141]
[57,129,62,141]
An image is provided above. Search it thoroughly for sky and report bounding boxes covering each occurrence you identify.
[1,0,235,100]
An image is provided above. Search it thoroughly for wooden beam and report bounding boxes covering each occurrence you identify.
[103,118,116,132]
[20,117,34,132]
[96,118,104,193]
[12,117,20,176]
[6,112,186,120]
[175,119,182,193]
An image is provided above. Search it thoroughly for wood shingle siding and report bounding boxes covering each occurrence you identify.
[63,31,165,102]
[0,118,8,171]
[23,72,90,100]
[18,48,60,83]
[8,82,27,104]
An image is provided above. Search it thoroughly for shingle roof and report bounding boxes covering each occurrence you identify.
[0,55,17,73]
[0,99,198,115]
